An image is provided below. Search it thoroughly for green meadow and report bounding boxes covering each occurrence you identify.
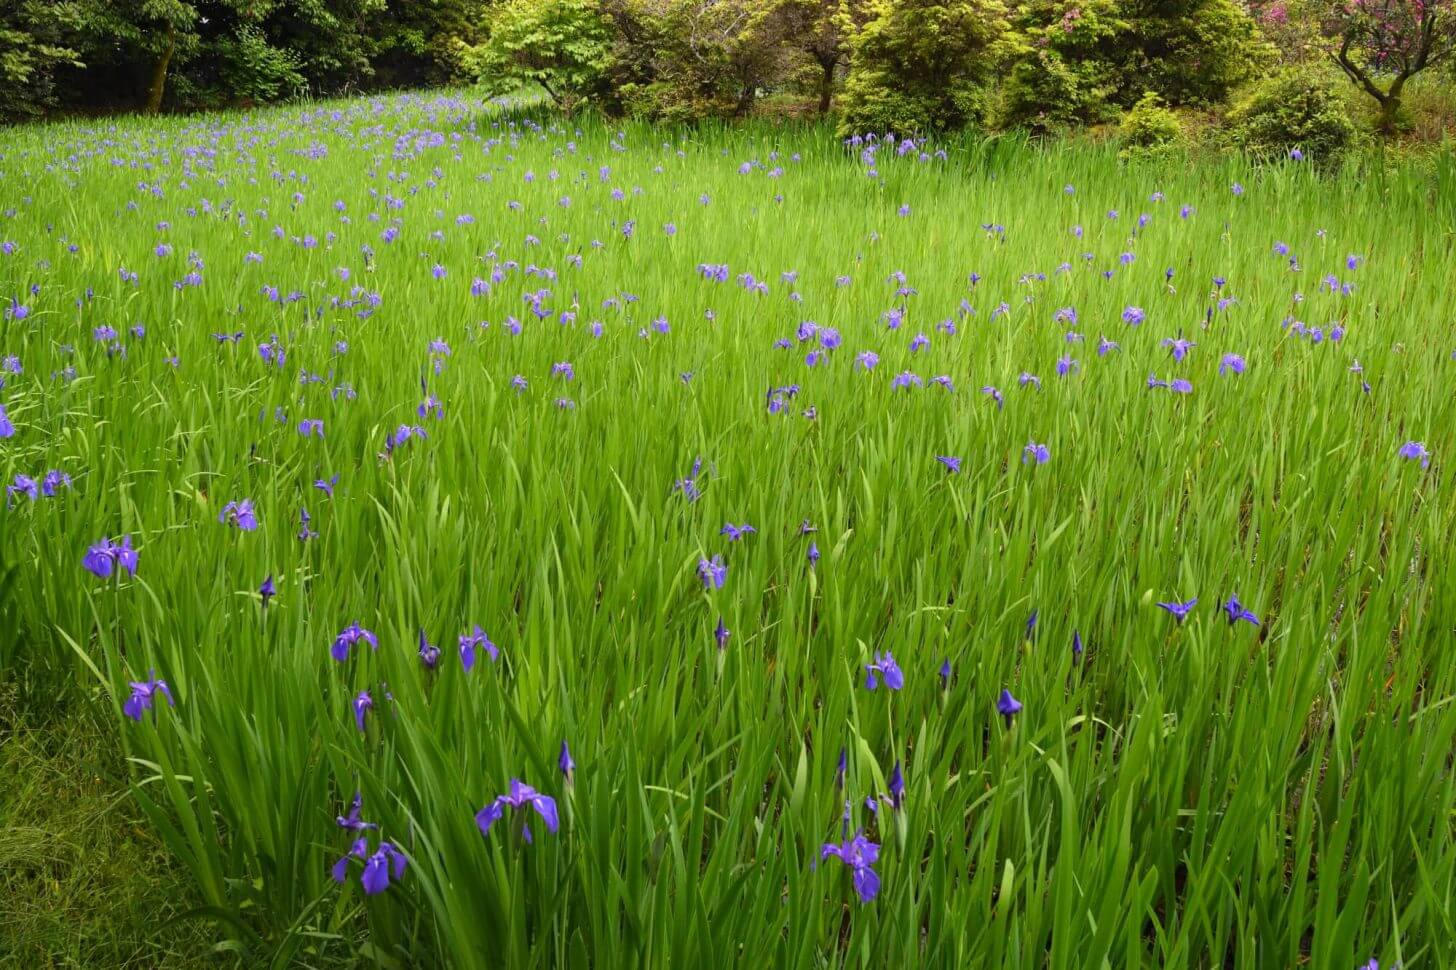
[1,96,1454,967]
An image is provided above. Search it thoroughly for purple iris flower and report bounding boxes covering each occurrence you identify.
[260,575,276,608]
[1026,609,1039,640]
[807,542,820,567]
[42,470,71,496]
[314,475,339,497]
[939,659,952,687]
[7,474,38,502]
[332,623,378,663]
[1072,630,1083,659]
[476,779,559,843]
[386,424,426,452]
[856,351,879,370]
[1222,594,1260,627]
[887,762,905,809]
[820,832,881,903]
[996,688,1022,727]
[459,625,498,671]
[559,742,575,782]
[698,555,727,590]
[418,629,441,670]
[980,386,1004,409]
[298,418,325,437]
[1097,337,1120,356]
[1157,598,1198,622]
[1022,442,1050,465]
[865,652,904,691]
[1122,306,1145,326]
[721,522,757,541]
[1018,373,1041,390]
[936,456,962,473]
[220,499,259,531]
[891,371,922,390]
[1162,337,1196,361]
[1056,356,1078,377]
[298,507,318,542]
[1170,378,1193,394]
[333,838,407,895]
[1398,441,1431,468]
[353,690,373,732]
[1219,354,1246,375]
[83,536,139,578]
[123,670,174,721]
[336,793,377,831]
[714,616,730,650]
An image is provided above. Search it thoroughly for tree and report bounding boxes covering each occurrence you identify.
[1324,0,1455,132]
[0,1,87,120]
[465,0,613,112]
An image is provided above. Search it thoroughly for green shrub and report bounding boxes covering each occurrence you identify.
[837,0,1015,137]
[1000,0,1270,133]
[1225,69,1360,166]
[1117,92,1184,159]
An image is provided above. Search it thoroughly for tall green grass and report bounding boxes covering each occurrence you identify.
[1,96,1454,967]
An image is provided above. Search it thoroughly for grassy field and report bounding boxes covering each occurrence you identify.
[2,93,1455,968]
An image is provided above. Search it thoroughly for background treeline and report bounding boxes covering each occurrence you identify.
[0,0,485,119]
[3,0,1454,158]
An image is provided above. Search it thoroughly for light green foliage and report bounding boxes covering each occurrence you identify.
[1117,91,1184,159]
[837,0,1015,134]
[467,0,612,111]
[212,26,306,103]
[1225,68,1360,164]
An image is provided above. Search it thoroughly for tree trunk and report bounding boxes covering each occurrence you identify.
[1378,76,1408,134]
[818,61,833,115]
[734,84,755,117]
[144,26,176,114]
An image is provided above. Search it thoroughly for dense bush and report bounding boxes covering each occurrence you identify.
[1224,68,1360,164]
[837,0,1014,136]
[1001,0,1270,132]
[1117,92,1185,159]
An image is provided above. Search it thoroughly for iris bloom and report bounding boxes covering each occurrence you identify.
[220,499,259,531]
[1219,354,1246,375]
[418,629,440,669]
[260,575,276,607]
[865,652,904,691]
[996,688,1022,727]
[980,386,1003,409]
[332,623,378,662]
[336,793,377,831]
[698,555,727,590]
[332,837,407,895]
[476,779,559,843]
[353,690,373,732]
[1398,441,1431,468]
[720,523,756,541]
[123,670,174,721]
[1022,443,1050,465]
[1222,594,1260,627]
[459,626,498,671]
[83,536,139,578]
[1157,598,1198,622]
[1162,337,1196,361]
[714,616,730,649]
[821,832,881,903]
[936,456,962,473]
[559,742,575,781]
